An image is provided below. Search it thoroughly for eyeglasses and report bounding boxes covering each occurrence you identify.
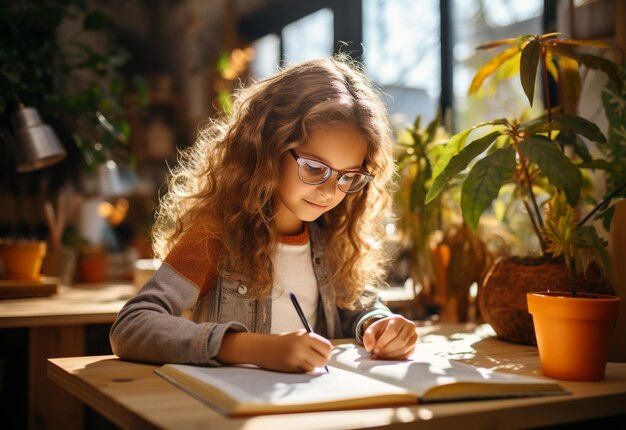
[288,149,374,193]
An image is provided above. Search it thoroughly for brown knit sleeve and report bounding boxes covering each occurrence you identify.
[164,223,223,298]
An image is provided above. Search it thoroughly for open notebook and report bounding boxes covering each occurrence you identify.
[155,343,567,416]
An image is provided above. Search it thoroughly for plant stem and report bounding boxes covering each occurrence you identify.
[521,192,546,252]
[577,180,626,228]
[513,133,545,240]
[513,140,543,228]
[540,47,553,141]
[522,161,545,230]
[567,258,577,297]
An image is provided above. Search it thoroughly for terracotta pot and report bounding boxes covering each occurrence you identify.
[77,247,107,283]
[0,240,47,280]
[480,257,614,345]
[528,292,621,381]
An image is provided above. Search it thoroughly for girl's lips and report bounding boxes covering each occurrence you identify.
[304,199,329,209]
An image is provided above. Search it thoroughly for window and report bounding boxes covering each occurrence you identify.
[244,0,545,131]
[283,8,334,65]
[452,0,544,130]
[248,7,334,81]
[363,0,441,128]
[250,34,281,81]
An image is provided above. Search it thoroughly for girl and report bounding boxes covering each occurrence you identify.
[110,56,417,373]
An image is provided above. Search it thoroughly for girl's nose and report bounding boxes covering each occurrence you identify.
[316,175,338,197]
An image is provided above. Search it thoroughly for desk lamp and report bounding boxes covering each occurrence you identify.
[11,104,66,172]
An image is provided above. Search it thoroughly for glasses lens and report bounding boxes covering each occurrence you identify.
[298,159,330,184]
[338,173,370,193]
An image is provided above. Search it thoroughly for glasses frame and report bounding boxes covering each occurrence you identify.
[288,149,374,194]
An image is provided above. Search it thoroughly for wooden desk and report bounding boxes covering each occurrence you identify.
[0,283,134,430]
[48,324,626,429]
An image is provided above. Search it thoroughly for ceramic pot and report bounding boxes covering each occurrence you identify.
[527,292,621,381]
[41,246,77,286]
[0,240,47,280]
[480,257,614,345]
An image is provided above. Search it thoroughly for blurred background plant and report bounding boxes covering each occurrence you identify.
[214,47,256,116]
[392,113,517,321]
[0,0,147,188]
[0,0,147,238]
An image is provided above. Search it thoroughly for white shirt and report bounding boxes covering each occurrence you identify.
[270,240,319,334]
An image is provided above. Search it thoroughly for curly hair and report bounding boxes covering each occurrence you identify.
[152,55,394,308]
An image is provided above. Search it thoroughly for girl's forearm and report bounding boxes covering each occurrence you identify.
[216,331,271,366]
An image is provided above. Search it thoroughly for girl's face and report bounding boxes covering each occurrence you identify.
[275,123,369,235]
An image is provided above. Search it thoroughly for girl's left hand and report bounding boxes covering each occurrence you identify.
[362,315,417,360]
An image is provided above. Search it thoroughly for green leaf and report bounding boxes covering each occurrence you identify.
[523,114,606,143]
[577,54,621,90]
[396,152,416,172]
[409,166,428,211]
[431,128,472,179]
[520,38,541,106]
[518,137,583,206]
[413,116,421,133]
[431,119,507,181]
[217,90,232,115]
[554,130,592,162]
[426,131,501,204]
[461,146,516,230]
[549,46,620,89]
[577,159,619,173]
[424,110,441,144]
[217,52,230,74]
[601,206,615,232]
[575,225,612,276]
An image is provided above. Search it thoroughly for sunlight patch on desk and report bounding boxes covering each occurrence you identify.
[417,407,434,420]
[395,406,420,422]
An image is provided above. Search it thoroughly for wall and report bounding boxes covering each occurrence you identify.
[609,0,626,363]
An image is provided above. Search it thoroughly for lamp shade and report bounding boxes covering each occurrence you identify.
[97,160,124,197]
[11,106,66,172]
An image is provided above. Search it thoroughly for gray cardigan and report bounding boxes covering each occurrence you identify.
[109,222,392,365]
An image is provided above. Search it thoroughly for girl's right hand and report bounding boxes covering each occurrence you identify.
[260,330,332,373]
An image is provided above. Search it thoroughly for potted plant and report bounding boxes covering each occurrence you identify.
[527,192,621,381]
[424,32,625,350]
[0,239,47,280]
[393,114,515,321]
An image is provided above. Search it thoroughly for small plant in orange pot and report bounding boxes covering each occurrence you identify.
[0,239,47,280]
[527,192,620,381]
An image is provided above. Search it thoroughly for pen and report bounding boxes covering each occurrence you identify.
[289,292,329,372]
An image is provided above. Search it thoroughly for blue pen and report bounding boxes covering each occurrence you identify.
[289,292,330,372]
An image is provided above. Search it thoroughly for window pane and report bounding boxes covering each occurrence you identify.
[453,0,544,130]
[250,34,281,81]
[282,8,334,65]
[363,0,441,127]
